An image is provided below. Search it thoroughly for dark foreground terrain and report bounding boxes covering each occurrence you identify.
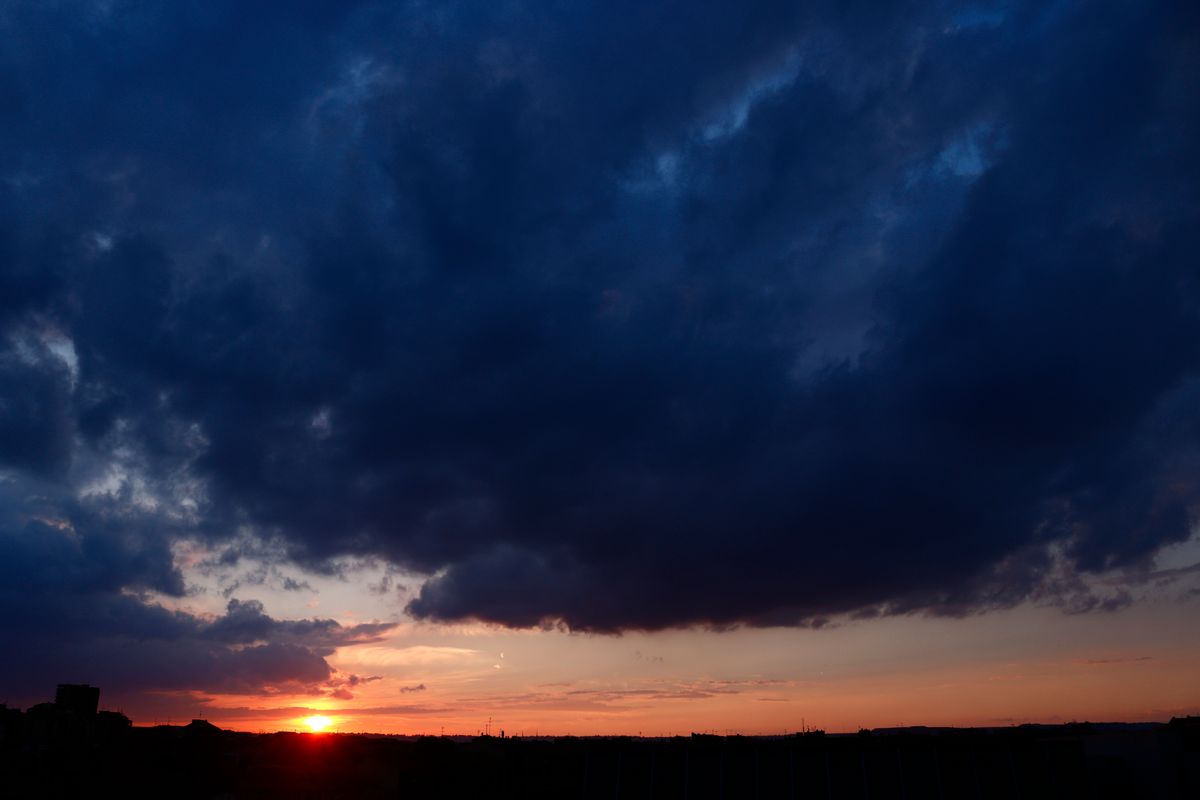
[1,710,1197,798]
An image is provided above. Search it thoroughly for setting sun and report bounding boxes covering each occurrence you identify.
[304,715,333,733]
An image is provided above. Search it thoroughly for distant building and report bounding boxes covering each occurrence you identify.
[96,710,132,733]
[185,719,222,735]
[0,703,23,746]
[54,684,99,717]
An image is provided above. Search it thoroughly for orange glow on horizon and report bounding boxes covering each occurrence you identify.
[124,600,1200,737]
[304,715,333,733]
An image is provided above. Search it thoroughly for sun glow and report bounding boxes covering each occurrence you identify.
[304,715,333,733]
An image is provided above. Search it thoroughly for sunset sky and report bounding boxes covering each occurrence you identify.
[1,2,1198,735]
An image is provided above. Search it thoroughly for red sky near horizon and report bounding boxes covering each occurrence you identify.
[101,539,1200,736]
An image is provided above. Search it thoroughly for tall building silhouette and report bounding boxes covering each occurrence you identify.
[54,684,99,717]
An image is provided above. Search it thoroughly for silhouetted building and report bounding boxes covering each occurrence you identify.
[96,710,132,734]
[0,703,22,746]
[54,684,99,717]
[2,717,1198,798]
[184,719,221,736]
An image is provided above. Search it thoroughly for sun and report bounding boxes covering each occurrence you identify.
[304,715,333,733]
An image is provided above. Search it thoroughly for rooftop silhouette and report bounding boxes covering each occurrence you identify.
[0,685,1197,798]
[53,684,99,717]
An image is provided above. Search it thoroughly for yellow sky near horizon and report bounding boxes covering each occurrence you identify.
[96,535,1200,735]
[114,587,1200,735]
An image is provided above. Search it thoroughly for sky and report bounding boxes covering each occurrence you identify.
[0,1,1198,734]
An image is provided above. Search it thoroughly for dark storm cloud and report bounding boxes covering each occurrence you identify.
[0,491,394,700]
[0,0,1198,678]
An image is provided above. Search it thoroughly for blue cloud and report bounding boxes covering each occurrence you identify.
[0,1,1196,655]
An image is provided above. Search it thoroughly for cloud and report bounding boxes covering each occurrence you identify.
[1078,656,1154,666]
[455,678,792,710]
[169,700,448,724]
[0,0,1196,674]
[334,646,481,669]
[0,479,396,702]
